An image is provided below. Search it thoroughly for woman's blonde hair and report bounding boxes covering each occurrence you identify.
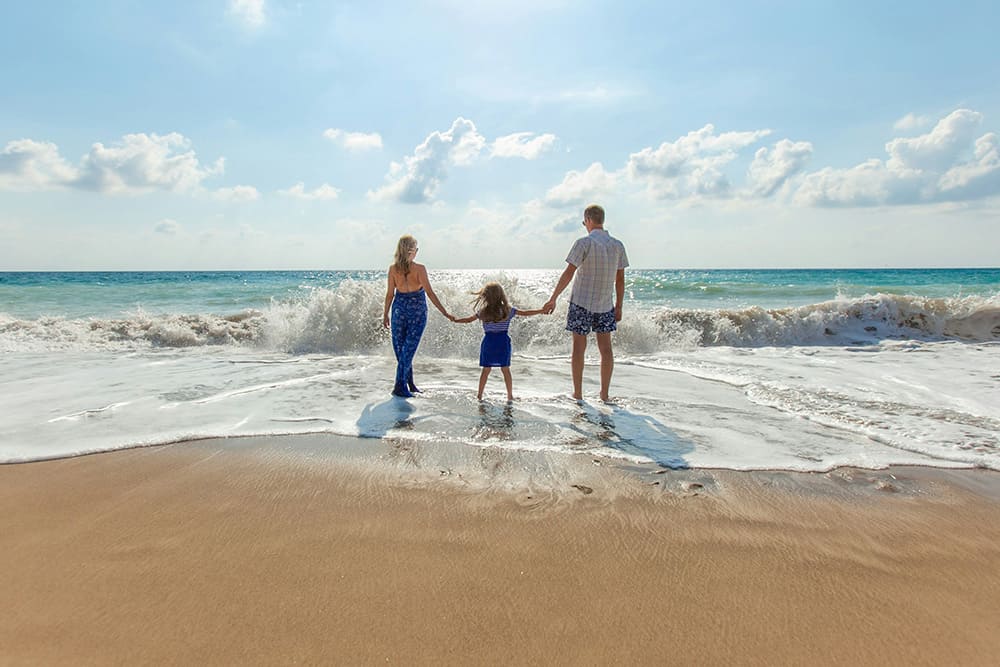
[393,235,417,276]
[471,282,510,323]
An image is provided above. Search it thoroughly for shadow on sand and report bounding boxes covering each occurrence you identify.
[356,397,418,439]
[571,401,695,469]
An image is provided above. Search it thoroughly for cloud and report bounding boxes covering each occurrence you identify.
[746,139,813,197]
[894,113,932,131]
[323,129,383,152]
[154,219,180,235]
[545,162,618,206]
[552,214,582,233]
[214,185,260,202]
[227,0,266,29]
[369,117,486,203]
[279,182,341,200]
[0,139,78,190]
[75,133,225,194]
[937,132,1000,199]
[491,132,557,159]
[0,132,225,194]
[626,124,771,199]
[885,109,983,172]
[795,109,1000,206]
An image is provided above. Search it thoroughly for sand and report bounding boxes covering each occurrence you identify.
[2,434,999,665]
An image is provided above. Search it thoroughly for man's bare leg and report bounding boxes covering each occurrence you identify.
[571,333,587,400]
[596,332,614,402]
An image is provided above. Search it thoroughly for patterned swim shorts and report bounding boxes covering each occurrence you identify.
[566,302,616,335]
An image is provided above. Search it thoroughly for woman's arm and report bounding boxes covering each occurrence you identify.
[383,268,396,328]
[416,264,451,319]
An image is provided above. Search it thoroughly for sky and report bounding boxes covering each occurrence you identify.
[1,0,999,270]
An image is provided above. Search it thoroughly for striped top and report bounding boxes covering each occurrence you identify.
[566,229,629,312]
[481,308,517,333]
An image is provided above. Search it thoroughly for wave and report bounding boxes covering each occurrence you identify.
[2,284,998,354]
[651,293,1000,347]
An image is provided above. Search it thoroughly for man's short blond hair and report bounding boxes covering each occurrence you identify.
[584,204,605,225]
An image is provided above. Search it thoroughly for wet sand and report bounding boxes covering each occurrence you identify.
[2,435,999,665]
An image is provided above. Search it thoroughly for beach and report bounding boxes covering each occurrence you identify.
[3,434,999,665]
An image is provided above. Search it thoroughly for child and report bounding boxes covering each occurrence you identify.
[451,282,544,401]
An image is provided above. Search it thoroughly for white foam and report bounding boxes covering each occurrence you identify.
[2,337,997,471]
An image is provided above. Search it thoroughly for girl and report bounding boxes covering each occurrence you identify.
[383,235,452,398]
[452,282,544,401]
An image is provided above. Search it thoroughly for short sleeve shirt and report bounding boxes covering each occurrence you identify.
[566,229,629,313]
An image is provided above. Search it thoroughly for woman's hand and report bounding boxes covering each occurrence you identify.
[382,315,390,328]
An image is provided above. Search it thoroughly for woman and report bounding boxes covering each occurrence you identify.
[383,235,452,397]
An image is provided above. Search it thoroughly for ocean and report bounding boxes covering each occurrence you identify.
[1,268,998,470]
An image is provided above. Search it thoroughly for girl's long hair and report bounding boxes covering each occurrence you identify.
[393,235,417,276]
[471,282,510,323]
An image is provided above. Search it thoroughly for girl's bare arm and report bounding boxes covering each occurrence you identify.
[452,314,478,324]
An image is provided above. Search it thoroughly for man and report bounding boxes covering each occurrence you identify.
[543,204,629,402]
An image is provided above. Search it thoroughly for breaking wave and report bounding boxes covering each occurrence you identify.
[2,283,998,354]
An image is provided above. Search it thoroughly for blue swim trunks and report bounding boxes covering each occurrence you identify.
[566,302,616,336]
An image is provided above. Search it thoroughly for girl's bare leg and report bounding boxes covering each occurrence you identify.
[477,367,491,400]
[500,367,513,402]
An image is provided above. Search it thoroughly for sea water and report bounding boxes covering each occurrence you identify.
[1,269,998,470]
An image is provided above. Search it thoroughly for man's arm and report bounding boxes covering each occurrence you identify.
[543,263,577,313]
[614,268,625,322]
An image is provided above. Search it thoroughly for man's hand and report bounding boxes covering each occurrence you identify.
[542,299,556,314]
[614,305,622,322]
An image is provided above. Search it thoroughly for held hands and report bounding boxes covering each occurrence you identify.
[542,299,557,314]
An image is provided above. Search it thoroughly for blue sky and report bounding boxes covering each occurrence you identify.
[2,0,999,270]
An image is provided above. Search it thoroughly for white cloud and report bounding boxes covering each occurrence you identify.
[0,133,224,195]
[369,117,486,203]
[323,128,383,152]
[0,139,78,190]
[937,132,1000,199]
[227,0,266,29]
[154,219,180,235]
[280,182,341,200]
[795,109,1000,206]
[626,124,771,199]
[491,132,557,159]
[544,162,618,206]
[885,109,982,172]
[552,214,582,233]
[75,132,225,194]
[894,113,932,131]
[214,185,261,202]
[746,139,813,197]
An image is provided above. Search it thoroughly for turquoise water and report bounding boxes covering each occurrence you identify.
[3,268,998,319]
